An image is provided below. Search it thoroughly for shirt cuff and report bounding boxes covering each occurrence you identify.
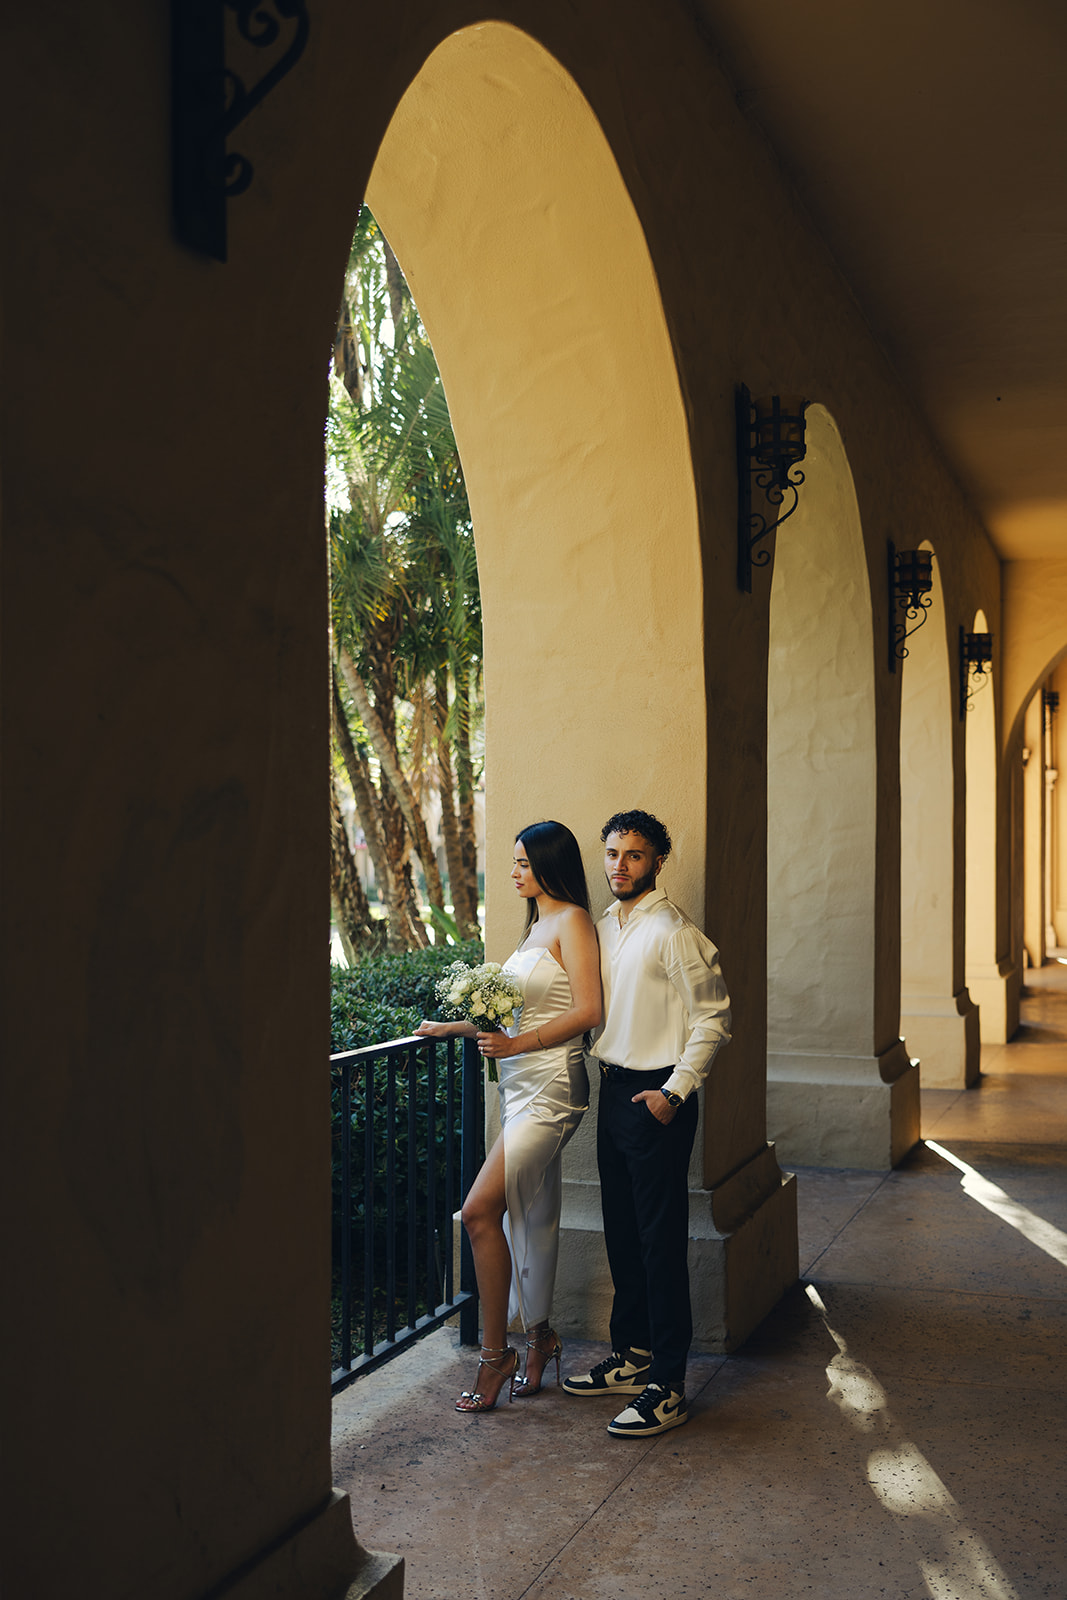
[662,1069,697,1101]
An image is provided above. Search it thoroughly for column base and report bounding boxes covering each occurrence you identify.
[965,960,1021,1043]
[767,1039,920,1168]
[900,988,981,1087]
[211,1490,403,1600]
[341,1545,406,1600]
[551,1143,798,1354]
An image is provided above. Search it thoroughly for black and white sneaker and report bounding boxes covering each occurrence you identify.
[607,1383,687,1437]
[562,1348,652,1396]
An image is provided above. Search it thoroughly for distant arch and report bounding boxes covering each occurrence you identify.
[1001,563,1067,751]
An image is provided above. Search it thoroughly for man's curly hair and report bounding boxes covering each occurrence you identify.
[600,810,672,859]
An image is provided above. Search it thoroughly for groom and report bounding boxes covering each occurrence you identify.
[563,810,731,1436]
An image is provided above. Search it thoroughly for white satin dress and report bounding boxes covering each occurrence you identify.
[497,944,589,1330]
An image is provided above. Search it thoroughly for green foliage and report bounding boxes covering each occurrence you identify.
[425,902,461,945]
[330,938,484,1052]
[328,208,480,697]
[328,206,484,952]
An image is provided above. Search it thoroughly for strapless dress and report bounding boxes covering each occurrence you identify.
[495,940,588,1331]
[497,944,589,1328]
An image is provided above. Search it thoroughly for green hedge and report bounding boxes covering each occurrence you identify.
[330,938,485,1053]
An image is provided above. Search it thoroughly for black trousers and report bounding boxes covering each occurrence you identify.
[596,1067,698,1388]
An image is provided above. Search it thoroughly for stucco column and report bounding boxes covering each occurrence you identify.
[0,8,404,1593]
[899,553,979,1088]
[764,408,920,1167]
[963,627,1018,1041]
[1023,692,1047,969]
[1044,690,1061,949]
[1053,662,1067,947]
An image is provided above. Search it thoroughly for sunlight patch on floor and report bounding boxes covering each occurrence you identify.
[926,1139,1067,1267]
[807,1284,1022,1600]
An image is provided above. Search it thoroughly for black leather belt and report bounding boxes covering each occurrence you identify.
[599,1062,673,1084]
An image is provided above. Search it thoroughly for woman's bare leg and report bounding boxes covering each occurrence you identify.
[457,1134,515,1406]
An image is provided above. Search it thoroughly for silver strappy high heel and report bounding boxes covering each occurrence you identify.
[514,1326,562,1396]
[455,1345,519,1412]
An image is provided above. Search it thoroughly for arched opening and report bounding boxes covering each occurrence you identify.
[361,20,718,1340]
[765,406,913,1166]
[899,546,979,1086]
[365,23,707,931]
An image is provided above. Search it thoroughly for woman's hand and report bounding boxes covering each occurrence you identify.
[476,1030,520,1060]
[416,1019,469,1038]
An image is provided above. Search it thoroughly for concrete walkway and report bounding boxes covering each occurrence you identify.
[332,968,1067,1599]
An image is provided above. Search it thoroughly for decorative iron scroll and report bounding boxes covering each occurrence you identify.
[959,626,994,718]
[736,385,808,592]
[172,0,310,262]
[887,540,934,673]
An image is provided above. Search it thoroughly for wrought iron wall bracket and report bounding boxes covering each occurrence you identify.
[959,626,994,719]
[172,0,310,262]
[888,540,934,673]
[736,384,807,592]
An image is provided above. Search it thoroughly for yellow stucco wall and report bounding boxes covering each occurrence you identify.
[767,404,877,1057]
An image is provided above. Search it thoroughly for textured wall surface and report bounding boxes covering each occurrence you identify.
[901,550,956,998]
[767,405,877,1057]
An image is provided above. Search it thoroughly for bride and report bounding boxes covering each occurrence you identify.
[417,820,601,1412]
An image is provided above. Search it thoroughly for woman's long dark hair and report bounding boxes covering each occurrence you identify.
[516,820,590,931]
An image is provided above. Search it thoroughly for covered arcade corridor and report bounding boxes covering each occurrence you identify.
[333,969,1067,1598]
[6,3,1067,1595]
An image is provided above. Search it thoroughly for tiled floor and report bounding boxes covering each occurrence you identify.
[333,969,1067,1599]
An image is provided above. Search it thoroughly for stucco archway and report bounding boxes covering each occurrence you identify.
[365,24,706,927]
[363,21,796,1347]
[764,405,916,1167]
[899,547,979,1087]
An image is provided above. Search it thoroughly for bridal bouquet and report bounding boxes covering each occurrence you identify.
[435,960,523,1083]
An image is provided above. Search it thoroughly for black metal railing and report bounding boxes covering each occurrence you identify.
[331,1033,483,1393]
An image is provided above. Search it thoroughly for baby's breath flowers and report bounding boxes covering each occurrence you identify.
[435,961,523,1082]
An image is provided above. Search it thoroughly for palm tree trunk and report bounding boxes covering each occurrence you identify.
[329,772,381,961]
[332,671,417,951]
[383,236,407,341]
[435,673,479,938]
[338,645,446,915]
[454,675,480,924]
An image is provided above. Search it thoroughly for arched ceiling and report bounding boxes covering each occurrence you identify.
[693,0,1067,560]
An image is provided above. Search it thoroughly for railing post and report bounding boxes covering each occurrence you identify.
[458,1035,483,1346]
[362,1057,375,1363]
[338,1061,352,1371]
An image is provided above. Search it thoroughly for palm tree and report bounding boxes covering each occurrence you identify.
[328,208,483,953]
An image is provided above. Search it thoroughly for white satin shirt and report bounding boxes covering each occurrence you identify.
[593,887,731,1102]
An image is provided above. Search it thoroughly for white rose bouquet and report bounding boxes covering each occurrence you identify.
[435,960,523,1083]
